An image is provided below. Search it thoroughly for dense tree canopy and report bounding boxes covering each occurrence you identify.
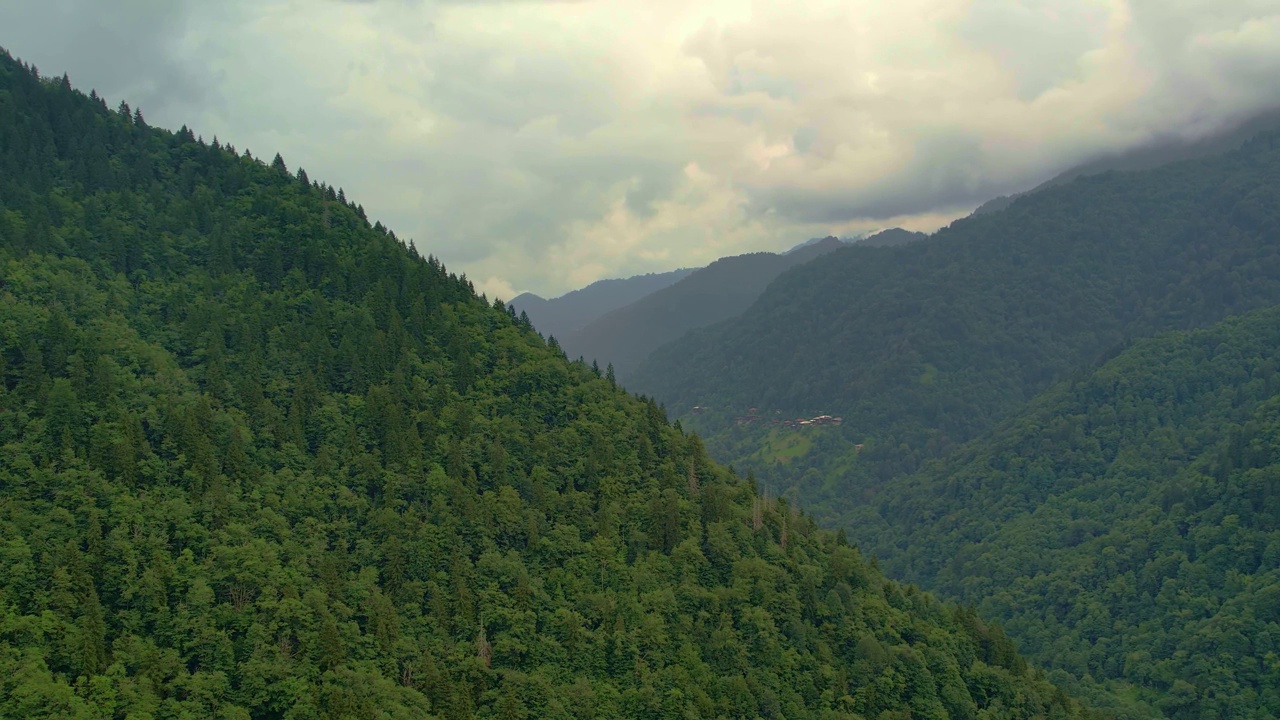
[848,307,1280,719]
[632,130,1280,500]
[625,94,1280,720]
[0,50,1093,719]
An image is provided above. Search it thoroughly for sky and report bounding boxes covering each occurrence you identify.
[3,0,1279,298]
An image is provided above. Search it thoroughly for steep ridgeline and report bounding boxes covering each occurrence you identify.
[630,129,1280,517]
[971,109,1280,217]
[0,53,1097,719]
[857,228,927,248]
[509,267,695,341]
[562,237,846,381]
[855,306,1280,719]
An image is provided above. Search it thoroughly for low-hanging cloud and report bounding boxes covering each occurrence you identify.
[2,0,1278,297]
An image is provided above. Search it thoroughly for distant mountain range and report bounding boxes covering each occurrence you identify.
[520,228,928,382]
[559,236,849,379]
[0,48,1100,720]
[625,125,1280,717]
[509,267,694,340]
[634,129,1280,460]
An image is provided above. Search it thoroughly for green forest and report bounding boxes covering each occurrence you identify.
[633,130,1280,491]
[852,307,1280,719]
[627,110,1280,719]
[0,50,1098,719]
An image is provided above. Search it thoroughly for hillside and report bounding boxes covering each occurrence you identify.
[630,129,1280,499]
[509,267,694,341]
[851,306,1280,719]
[971,109,1280,217]
[858,228,927,248]
[562,237,846,380]
[0,51,1096,719]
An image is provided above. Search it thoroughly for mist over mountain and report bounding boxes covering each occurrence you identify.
[630,126,1280,517]
[625,125,1280,717]
[10,2,1280,715]
[972,109,1280,217]
[634,128,1280,460]
[0,48,1107,720]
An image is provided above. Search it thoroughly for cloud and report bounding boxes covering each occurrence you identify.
[3,0,1279,297]
[0,0,220,116]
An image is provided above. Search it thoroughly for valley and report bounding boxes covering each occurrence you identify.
[0,49,1100,720]
[622,127,1280,718]
[5,3,1280,716]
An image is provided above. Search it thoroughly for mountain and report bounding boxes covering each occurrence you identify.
[630,128,1280,498]
[509,267,695,341]
[785,234,858,254]
[0,51,1096,720]
[858,228,927,247]
[852,306,1280,718]
[561,237,847,380]
[784,229,924,255]
[970,194,1020,216]
[971,109,1280,217]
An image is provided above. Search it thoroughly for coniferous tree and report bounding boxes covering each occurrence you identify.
[0,50,1096,720]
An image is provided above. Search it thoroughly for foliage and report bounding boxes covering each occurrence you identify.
[633,125,1280,541]
[0,50,1092,719]
[628,100,1280,720]
[753,429,816,466]
[847,306,1280,719]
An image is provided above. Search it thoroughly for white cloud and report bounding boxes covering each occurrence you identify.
[2,0,1278,297]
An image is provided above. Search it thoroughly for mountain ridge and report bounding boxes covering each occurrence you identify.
[853,305,1280,718]
[971,109,1280,217]
[509,267,695,340]
[0,47,1097,720]
[631,128,1280,480]
[626,121,1280,719]
[561,237,848,380]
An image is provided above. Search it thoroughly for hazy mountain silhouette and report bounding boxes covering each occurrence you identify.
[561,237,847,379]
[973,109,1280,216]
[509,267,694,340]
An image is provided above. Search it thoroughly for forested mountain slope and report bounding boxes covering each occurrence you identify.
[857,228,927,248]
[562,237,846,381]
[509,267,694,341]
[971,109,1280,216]
[0,51,1095,719]
[852,306,1280,719]
[631,129,1280,496]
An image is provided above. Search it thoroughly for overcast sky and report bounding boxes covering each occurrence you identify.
[3,1,1279,297]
